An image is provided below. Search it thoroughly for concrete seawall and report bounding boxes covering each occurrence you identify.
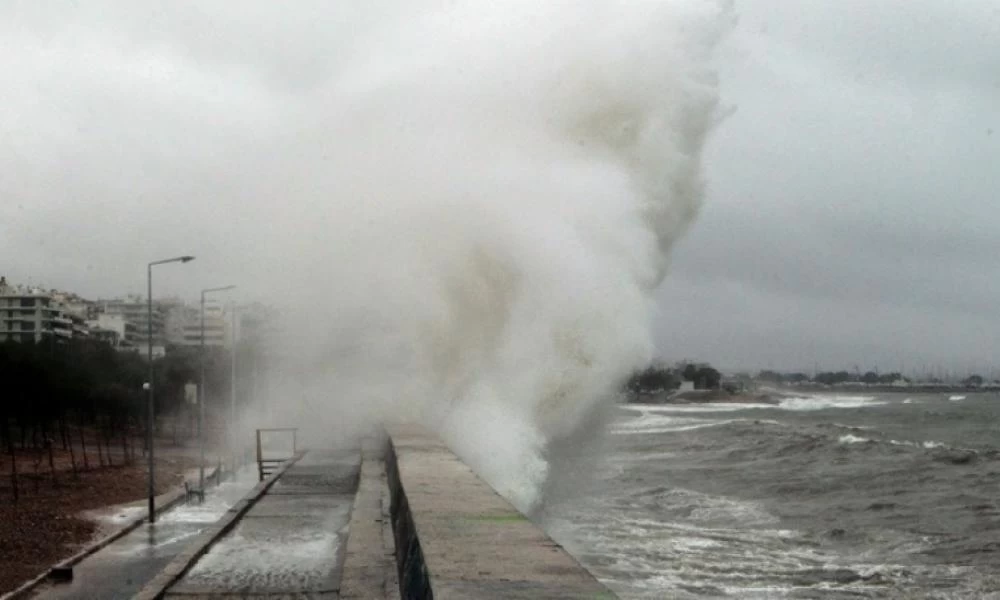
[384,425,615,599]
[127,426,614,599]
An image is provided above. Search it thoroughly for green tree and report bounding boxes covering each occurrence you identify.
[964,374,983,387]
[694,366,721,390]
[757,370,784,382]
[814,371,852,385]
[626,366,678,393]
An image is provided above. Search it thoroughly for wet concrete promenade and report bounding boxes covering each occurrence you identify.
[29,468,258,600]
[29,430,615,599]
[160,450,359,598]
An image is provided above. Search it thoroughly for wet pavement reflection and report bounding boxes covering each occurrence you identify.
[31,467,258,600]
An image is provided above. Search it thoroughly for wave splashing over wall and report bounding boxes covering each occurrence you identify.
[268,0,732,511]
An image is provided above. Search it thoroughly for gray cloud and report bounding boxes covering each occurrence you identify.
[655,0,1000,372]
[2,1,999,375]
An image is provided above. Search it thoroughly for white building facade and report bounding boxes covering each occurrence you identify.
[0,277,80,343]
[178,300,231,348]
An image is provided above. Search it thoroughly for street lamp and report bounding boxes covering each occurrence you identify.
[147,255,195,524]
[200,285,235,493]
[229,302,238,467]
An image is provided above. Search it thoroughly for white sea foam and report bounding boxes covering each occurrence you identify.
[838,434,872,445]
[610,413,715,434]
[251,0,733,512]
[612,407,788,435]
[778,395,887,411]
[615,418,740,435]
[839,435,951,451]
[628,395,887,415]
[185,529,341,589]
[893,438,951,450]
[546,488,864,599]
[630,403,779,413]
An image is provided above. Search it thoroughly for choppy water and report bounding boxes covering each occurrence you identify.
[543,392,1000,599]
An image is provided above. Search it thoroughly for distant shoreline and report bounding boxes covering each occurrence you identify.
[627,386,997,405]
[784,384,998,395]
[628,389,785,405]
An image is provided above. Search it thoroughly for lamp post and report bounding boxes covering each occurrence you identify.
[147,255,195,524]
[230,302,238,467]
[199,285,235,493]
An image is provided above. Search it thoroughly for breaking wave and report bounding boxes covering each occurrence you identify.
[261,0,733,510]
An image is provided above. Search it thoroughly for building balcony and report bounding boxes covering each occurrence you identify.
[38,329,70,341]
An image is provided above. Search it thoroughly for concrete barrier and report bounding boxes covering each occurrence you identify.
[339,434,398,598]
[385,425,616,599]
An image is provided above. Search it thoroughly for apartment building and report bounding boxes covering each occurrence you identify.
[177,299,231,348]
[0,277,78,343]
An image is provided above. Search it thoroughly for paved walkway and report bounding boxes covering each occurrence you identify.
[44,431,610,599]
[161,450,360,598]
[30,468,258,600]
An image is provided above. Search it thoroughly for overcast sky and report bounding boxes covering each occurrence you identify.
[2,1,999,374]
[654,0,1000,374]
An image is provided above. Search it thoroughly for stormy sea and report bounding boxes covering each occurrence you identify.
[543,392,1000,599]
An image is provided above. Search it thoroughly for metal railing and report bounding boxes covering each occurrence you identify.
[255,428,298,481]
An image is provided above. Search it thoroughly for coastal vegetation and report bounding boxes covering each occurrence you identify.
[0,339,241,501]
[627,363,996,403]
[626,362,722,394]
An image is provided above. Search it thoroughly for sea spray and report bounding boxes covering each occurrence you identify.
[260,0,732,511]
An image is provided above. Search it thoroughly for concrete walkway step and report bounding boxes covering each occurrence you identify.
[160,450,360,599]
